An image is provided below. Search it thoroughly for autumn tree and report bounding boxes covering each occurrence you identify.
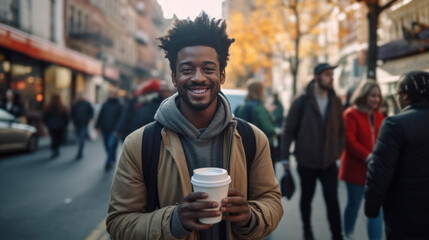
[227,0,336,96]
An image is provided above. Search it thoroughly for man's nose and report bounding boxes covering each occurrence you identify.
[192,68,206,81]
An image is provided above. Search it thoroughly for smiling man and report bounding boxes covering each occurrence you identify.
[106,12,283,240]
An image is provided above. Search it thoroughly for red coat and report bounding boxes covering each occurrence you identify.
[339,106,384,185]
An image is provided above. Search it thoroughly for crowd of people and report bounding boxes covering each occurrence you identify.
[1,11,428,240]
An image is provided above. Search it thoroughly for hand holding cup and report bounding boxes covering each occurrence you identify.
[177,192,222,231]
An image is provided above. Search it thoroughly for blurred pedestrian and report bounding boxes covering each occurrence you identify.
[71,92,94,160]
[365,71,429,239]
[270,92,284,164]
[114,79,172,142]
[234,79,276,169]
[95,89,123,171]
[339,80,384,240]
[281,63,346,240]
[0,89,26,121]
[106,12,283,239]
[43,93,69,158]
[132,79,163,130]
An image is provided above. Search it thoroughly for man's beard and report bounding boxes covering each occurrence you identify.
[317,78,332,91]
[180,82,220,111]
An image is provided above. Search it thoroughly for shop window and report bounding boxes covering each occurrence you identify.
[69,5,75,33]
[51,0,56,42]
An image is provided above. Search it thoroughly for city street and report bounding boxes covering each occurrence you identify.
[1,137,374,240]
[0,138,113,240]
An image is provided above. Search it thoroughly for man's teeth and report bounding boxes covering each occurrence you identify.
[191,89,207,94]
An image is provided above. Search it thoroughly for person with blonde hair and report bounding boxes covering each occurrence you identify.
[234,79,276,150]
[339,79,384,240]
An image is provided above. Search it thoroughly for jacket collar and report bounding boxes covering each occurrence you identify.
[306,80,336,98]
[401,102,429,112]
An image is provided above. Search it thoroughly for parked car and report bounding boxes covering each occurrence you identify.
[222,88,247,113]
[0,108,38,153]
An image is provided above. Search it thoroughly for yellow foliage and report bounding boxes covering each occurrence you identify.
[226,0,336,84]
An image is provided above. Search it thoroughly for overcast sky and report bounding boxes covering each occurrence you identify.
[157,0,223,19]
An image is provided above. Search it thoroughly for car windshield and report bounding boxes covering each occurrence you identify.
[0,109,15,122]
[221,89,247,113]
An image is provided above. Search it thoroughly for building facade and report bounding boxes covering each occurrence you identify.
[0,0,105,135]
[0,0,170,136]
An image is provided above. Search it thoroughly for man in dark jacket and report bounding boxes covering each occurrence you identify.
[71,93,94,160]
[96,90,123,170]
[365,70,429,239]
[281,63,346,240]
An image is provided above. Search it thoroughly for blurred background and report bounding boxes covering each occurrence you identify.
[0,0,428,239]
[0,0,428,136]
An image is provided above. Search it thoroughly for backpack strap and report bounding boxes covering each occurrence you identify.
[234,117,256,199]
[141,121,163,212]
[141,119,257,212]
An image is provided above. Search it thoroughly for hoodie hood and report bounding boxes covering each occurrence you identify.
[154,92,233,140]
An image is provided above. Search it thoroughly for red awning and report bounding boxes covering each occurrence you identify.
[0,23,102,76]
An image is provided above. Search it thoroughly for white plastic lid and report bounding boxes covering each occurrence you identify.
[191,168,231,187]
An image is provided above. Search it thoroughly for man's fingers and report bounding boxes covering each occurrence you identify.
[220,204,248,214]
[226,188,244,197]
[183,192,208,202]
[181,209,222,220]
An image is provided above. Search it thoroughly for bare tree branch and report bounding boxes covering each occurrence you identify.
[380,0,399,12]
[301,6,335,35]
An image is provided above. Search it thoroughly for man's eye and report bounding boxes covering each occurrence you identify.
[181,69,192,74]
[204,68,215,73]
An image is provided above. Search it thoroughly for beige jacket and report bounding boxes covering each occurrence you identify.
[106,120,283,239]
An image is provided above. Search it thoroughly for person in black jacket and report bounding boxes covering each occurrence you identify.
[0,89,26,119]
[71,92,94,160]
[365,70,429,240]
[95,89,123,171]
[43,93,69,158]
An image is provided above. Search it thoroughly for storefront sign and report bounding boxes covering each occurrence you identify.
[0,23,102,76]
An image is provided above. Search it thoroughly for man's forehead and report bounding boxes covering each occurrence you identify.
[177,46,219,64]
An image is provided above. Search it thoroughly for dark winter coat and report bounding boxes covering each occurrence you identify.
[71,100,94,128]
[115,98,137,141]
[365,102,429,239]
[95,98,122,133]
[281,80,345,169]
[132,95,162,131]
[43,106,69,131]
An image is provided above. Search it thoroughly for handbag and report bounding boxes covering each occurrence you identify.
[280,169,296,200]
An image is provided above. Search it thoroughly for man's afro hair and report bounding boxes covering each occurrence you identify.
[158,12,235,73]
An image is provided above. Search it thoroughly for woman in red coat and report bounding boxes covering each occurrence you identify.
[339,80,384,240]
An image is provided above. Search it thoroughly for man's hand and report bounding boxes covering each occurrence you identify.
[220,189,251,227]
[177,192,221,231]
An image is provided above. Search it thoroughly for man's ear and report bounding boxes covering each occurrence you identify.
[403,93,410,102]
[171,72,177,87]
[220,70,226,85]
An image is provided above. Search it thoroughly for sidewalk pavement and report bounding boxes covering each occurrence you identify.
[270,160,385,240]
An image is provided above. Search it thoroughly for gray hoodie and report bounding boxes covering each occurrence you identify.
[154,92,233,239]
[155,92,233,176]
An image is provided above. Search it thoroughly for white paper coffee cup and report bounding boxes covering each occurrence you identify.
[191,167,231,224]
